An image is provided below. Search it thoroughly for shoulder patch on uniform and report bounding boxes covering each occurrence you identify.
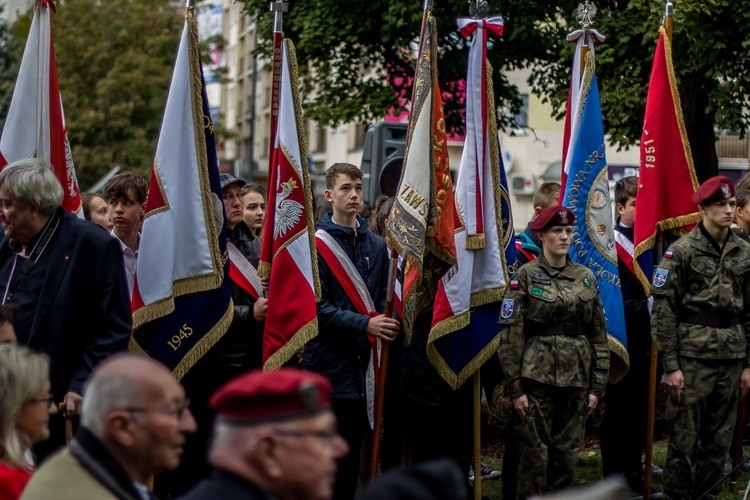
[652,267,669,288]
[530,286,544,297]
[664,250,673,259]
[530,271,551,284]
[501,298,515,318]
[509,280,519,290]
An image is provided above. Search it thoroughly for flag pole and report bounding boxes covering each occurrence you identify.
[368,248,398,480]
[643,5,673,498]
[268,0,287,176]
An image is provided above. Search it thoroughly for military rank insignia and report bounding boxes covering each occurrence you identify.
[501,298,515,318]
[653,267,669,288]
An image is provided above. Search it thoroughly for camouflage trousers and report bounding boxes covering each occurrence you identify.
[515,379,588,500]
[663,357,742,500]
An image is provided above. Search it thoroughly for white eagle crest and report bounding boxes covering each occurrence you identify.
[273,166,304,240]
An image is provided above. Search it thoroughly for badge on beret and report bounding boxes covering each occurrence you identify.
[558,210,569,224]
[652,267,669,288]
[721,184,731,199]
[664,250,673,260]
[501,298,515,318]
[509,280,519,290]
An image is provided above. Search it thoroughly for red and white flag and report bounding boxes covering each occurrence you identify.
[259,39,320,370]
[0,0,80,214]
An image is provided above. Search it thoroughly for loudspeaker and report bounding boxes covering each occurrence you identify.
[360,122,407,206]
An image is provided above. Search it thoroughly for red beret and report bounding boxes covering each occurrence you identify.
[210,368,331,424]
[692,176,735,204]
[531,206,576,231]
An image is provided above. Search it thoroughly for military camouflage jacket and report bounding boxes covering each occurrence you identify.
[498,254,609,399]
[651,224,750,372]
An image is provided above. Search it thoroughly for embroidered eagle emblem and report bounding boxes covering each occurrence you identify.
[273,166,304,240]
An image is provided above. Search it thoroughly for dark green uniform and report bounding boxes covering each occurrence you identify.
[651,223,750,500]
[499,254,609,499]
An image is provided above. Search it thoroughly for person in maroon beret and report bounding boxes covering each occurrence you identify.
[499,205,609,498]
[651,175,750,499]
[179,368,349,500]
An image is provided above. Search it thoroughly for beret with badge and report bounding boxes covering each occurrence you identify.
[210,367,332,424]
[531,206,576,232]
[692,175,735,205]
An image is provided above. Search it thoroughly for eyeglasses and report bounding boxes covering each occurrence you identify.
[121,399,191,420]
[29,392,55,406]
[274,428,343,447]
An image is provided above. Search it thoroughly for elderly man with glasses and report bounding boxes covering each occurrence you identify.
[21,355,197,500]
[180,368,349,500]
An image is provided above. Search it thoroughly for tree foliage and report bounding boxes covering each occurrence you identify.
[242,0,750,180]
[11,0,183,189]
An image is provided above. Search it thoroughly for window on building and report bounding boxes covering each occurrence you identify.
[354,123,367,149]
[512,94,529,129]
[316,127,327,153]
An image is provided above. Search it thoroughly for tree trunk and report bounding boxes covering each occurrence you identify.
[679,77,718,183]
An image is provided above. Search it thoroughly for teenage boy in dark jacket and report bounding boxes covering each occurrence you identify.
[304,163,399,500]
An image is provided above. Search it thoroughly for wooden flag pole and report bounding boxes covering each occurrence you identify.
[268,0,287,174]
[644,10,673,500]
[368,248,399,481]
[473,372,482,500]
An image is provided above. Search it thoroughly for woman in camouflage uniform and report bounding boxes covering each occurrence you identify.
[499,206,609,499]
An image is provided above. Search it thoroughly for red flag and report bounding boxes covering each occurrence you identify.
[385,13,457,340]
[633,26,700,293]
[259,39,320,369]
[0,1,81,214]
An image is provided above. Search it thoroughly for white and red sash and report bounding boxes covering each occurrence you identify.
[315,229,381,428]
[614,229,636,276]
[228,242,264,301]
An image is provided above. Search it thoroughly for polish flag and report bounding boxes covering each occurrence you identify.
[259,39,320,370]
[0,0,80,214]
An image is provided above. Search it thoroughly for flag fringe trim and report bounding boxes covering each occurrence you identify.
[608,334,630,384]
[188,11,225,283]
[576,52,596,126]
[287,39,321,301]
[132,272,225,329]
[129,299,233,381]
[465,234,485,250]
[263,317,318,370]
[427,309,502,390]
[486,60,512,283]
[662,26,699,191]
[631,212,701,292]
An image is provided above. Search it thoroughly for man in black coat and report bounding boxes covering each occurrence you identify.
[0,158,132,458]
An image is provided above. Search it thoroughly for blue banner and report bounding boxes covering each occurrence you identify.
[561,72,629,380]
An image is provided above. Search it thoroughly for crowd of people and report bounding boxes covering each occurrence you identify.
[1,155,750,500]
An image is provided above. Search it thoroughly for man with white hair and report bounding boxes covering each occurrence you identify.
[22,354,197,500]
[0,158,132,458]
[180,368,349,500]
